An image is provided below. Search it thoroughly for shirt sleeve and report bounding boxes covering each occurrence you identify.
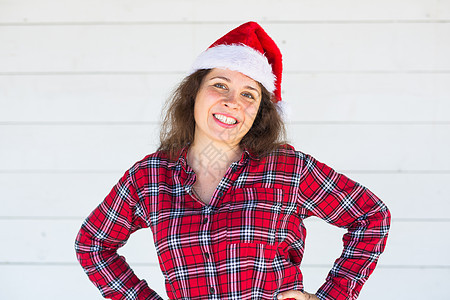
[74,166,164,300]
[297,153,391,300]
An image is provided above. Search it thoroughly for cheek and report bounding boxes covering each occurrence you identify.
[243,104,260,123]
[193,94,210,121]
[203,88,224,101]
[193,101,200,120]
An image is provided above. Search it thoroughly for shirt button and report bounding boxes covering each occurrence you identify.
[218,191,223,198]
[209,287,215,294]
[203,217,208,224]
[205,252,210,259]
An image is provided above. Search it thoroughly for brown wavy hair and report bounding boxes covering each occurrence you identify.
[158,69,287,159]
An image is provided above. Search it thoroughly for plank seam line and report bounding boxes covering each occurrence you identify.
[1,170,449,174]
[0,262,449,269]
[1,217,449,222]
[0,20,450,26]
[1,121,450,126]
[1,70,450,76]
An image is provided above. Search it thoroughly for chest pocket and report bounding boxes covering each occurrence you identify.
[227,187,283,245]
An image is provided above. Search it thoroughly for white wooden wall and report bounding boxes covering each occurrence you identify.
[1,1,449,299]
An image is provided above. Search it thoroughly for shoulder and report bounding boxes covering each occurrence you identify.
[128,150,177,176]
[265,144,308,161]
[275,144,332,172]
[252,144,310,172]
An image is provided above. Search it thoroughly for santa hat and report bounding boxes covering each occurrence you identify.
[190,21,283,102]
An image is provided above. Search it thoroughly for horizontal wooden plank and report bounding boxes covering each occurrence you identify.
[0,24,196,73]
[0,73,182,123]
[1,73,449,122]
[287,123,450,172]
[1,124,449,171]
[0,172,123,218]
[0,172,448,219]
[302,266,450,299]
[0,219,448,267]
[0,264,446,300]
[301,219,450,267]
[1,0,448,23]
[0,219,158,264]
[283,73,450,123]
[0,264,168,299]
[1,23,449,72]
[344,172,450,220]
[0,124,158,172]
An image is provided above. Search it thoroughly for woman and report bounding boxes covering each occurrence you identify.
[75,22,390,300]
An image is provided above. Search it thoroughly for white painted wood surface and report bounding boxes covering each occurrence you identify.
[1,219,448,267]
[2,73,450,122]
[1,1,448,299]
[1,0,449,22]
[1,124,449,171]
[2,264,447,300]
[2,173,448,219]
[1,23,450,73]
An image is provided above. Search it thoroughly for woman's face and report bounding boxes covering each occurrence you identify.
[193,68,262,148]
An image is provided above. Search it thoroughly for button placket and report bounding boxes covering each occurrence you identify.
[202,213,210,259]
[200,206,220,298]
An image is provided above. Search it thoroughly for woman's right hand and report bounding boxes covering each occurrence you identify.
[277,290,320,300]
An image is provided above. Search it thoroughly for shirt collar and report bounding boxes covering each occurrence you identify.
[172,144,259,170]
[177,145,191,171]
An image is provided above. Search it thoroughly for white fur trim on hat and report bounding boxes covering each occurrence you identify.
[190,44,276,93]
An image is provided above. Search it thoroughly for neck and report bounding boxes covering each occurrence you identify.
[187,140,243,176]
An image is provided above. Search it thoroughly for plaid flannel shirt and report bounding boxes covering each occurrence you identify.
[75,144,390,300]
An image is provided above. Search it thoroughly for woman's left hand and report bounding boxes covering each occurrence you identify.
[277,290,320,300]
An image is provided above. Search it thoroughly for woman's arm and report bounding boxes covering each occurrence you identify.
[75,166,163,300]
[297,153,391,300]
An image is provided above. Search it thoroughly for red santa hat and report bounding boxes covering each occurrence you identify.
[190,21,283,102]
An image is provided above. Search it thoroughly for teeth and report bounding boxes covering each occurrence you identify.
[214,114,237,125]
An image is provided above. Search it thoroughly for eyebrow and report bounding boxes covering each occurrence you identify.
[209,76,261,96]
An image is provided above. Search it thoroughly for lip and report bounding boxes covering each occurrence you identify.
[212,113,239,128]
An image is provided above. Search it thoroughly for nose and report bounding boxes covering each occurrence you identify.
[223,91,240,109]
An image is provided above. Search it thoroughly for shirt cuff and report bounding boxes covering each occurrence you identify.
[147,290,164,300]
[315,278,356,300]
[133,279,164,300]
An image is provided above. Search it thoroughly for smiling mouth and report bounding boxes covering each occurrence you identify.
[213,114,238,125]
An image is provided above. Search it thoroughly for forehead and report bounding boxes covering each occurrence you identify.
[207,68,261,89]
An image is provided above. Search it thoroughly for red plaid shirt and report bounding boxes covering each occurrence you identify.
[75,144,390,300]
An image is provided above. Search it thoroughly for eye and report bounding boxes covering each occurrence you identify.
[213,83,227,90]
[241,92,255,100]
